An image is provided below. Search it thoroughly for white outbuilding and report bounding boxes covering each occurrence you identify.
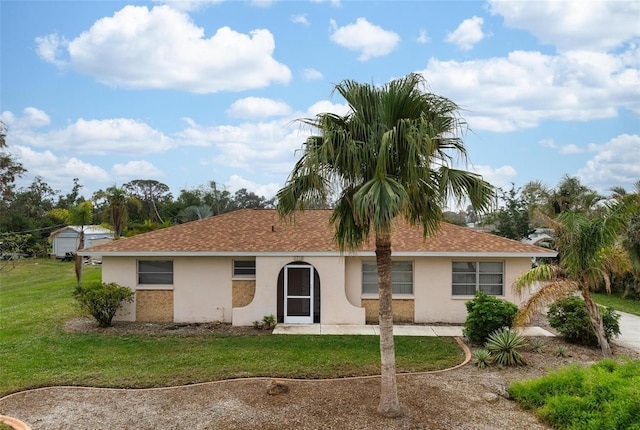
[49,225,114,258]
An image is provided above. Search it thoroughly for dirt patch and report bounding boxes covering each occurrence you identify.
[2,320,638,430]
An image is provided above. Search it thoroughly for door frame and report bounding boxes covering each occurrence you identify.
[283,264,314,323]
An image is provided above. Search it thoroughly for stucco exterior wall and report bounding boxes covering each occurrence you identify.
[232,256,365,326]
[101,256,232,323]
[346,255,534,324]
[101,254,534,326]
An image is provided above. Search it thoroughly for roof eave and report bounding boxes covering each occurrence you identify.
[79,250,558,258]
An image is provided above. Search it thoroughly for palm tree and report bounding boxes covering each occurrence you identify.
[277,73,494,416]
[94,186,140,238]
[513,209,630,358]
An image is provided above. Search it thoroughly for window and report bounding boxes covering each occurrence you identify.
[233,260,256,277]
[138,260,173,285]
[362,261,413,295]
[452,261,503,296]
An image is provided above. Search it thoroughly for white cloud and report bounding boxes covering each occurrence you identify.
[111,160,165,182]
[471,164,517,189]
[176,118,306,176]
[488,0,640,52]
[311,0,341,7]
[1,107,50,130]
[291,14,309,26]
[559,144,583,155]
[37,5,291,93]
[305,100,351,117]
[577,134,640,192]
[153,0,223,12]
[3,109,175,155]
[446,16,484,51]
[35,33,67,66]
[302,68,323,80]
[329,17,400,61]
[11,145,111,192]
[419,48,640,132]
[226,174,280,198]
[538,138,556,149]
[417,29,430,44]
[226,97,292,119]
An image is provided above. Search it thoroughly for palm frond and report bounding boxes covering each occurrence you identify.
[512,264,561,295]
[514,280,578,326]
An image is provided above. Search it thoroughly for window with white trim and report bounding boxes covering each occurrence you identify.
[452,261,503,296]
[233,260,256,277]
[138,260,173,285]
[362,261,413,295]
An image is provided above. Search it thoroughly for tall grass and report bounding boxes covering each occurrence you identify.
[0,259,464,396]
[509,360,640,429]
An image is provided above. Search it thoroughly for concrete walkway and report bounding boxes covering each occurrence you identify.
[273,324,554,337]
[614,311,640,352]
[274,311,640,353]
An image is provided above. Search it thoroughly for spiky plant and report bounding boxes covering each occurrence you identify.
[555,344,569,358]
[472,349,492,369]
[530,338,545,353]
[485,327,527,366]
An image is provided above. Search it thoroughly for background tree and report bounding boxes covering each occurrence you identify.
[277,73,494,416]
[486,184,535,241]
[229,188,275,210]
[93,186,140,238]
[0,121,27,198]
[123,179,172,224]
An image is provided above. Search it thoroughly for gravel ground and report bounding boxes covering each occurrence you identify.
[1,320,638,430]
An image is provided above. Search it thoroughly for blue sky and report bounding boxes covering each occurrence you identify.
[2,0,639,202]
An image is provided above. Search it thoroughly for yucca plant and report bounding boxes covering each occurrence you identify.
[531,338,545,353]
[472,349,492,369]
[555,344,569,358]
[485,327,527,366]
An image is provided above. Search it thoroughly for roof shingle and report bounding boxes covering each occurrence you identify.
[83,209,555,256]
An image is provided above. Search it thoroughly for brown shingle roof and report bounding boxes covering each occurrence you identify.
[82,209,555,256]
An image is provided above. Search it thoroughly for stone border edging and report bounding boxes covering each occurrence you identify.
[0,414,31,430]
[0,336,471,427]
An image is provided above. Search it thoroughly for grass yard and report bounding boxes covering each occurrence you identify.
[593,292,640,316]
[0,259,464,396]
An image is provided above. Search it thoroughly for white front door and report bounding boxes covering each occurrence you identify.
[284,265,314,323]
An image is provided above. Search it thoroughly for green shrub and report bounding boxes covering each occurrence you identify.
[509,360,640,429]
[485,327,527,366]
[253,314,276,330]
[547,296,621,346]
[73,282,134,327]
[463,291,519,344]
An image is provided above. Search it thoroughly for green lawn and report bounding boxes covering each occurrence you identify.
[593,292,640,316]
[0,259,464,396]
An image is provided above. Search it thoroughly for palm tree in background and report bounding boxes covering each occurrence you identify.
[94,186,140,238]
[513,208,630,358]
[277,73,494,416]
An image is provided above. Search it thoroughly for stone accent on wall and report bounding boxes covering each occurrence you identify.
[232,279,256,308]
[136,290,174,322]
[361,298,415,323]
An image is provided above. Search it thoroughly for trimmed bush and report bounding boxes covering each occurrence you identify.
[547,296,621,346]
[73,282,134,327]
[463,291,519,344]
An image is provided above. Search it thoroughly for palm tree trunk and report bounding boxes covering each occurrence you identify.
[582,288,612,358]
[375,231,400,417]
